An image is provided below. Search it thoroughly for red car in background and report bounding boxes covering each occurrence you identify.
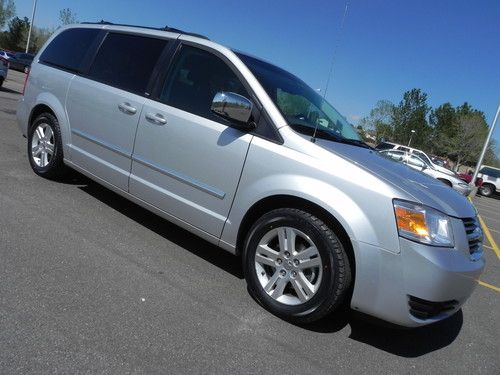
[457,172,483,187]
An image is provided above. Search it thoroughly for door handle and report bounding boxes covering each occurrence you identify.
[145,112,167,125]
[118,102,137,115]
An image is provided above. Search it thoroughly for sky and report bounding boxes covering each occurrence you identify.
[13,0,500,152]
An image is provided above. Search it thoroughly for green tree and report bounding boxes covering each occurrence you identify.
[444,112,490,170]
[1,16,30,51]
[0,0,15,29]
[29,26,54,52]
[59,8,78,25]
[429,103,457,154]
[358,100,395,141]
[391,88,431,149]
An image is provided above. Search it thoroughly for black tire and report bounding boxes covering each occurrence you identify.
[24,65,29,74]
[0,77,3,87]
[27,112,65,179]
[479,184,494,197]
[243,208,351,324]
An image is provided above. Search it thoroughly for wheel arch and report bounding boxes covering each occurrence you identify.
[437,178,452,187]
[29,103,55,126]
[235,194,356,281]
[28,93,71,159]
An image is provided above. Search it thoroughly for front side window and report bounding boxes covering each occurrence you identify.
[237,53,361,143]
[160,45,249,121]
[40,28,100,72]
[413,150,432,165]
[88,33,167,94]
[407,155,426,168]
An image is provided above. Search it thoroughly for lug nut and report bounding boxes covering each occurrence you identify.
[276,258,282,265]
[293,259,299,266]
[284,251,290,258]
[291,271,297,278]
[279,269,286,277]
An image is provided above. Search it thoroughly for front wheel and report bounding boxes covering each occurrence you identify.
[479,184,494,197]
[27,112,65,179]
[243,208,351,323]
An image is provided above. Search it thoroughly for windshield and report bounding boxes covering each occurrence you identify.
[237,53,361,142]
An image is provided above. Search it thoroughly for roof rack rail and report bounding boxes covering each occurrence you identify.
[81,20,209,40]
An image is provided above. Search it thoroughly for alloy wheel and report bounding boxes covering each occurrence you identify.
[254,226,323,305]
[31,123,55,168]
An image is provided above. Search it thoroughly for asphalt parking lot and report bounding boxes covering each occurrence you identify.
[0,70,498,374]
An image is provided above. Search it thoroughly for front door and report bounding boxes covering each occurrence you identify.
[130,45,254,237]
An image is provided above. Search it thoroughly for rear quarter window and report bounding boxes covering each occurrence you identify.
[40,28,101,72]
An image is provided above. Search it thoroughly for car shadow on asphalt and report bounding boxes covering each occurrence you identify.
[0,86,22,95]
[66,170,463,358]
[69,171,244,279]
[299,306,463,357]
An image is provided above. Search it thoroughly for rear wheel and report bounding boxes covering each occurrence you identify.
[27,113,65,179]
[0,77,3,87]
[243,208,351,323]
[479,184,495,197]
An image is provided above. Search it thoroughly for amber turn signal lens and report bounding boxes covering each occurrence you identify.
[395,206,429,238]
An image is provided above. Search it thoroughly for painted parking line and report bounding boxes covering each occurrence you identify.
[476,207,500,217]
[478,280,500,292]
[479,216,500,224]
[477,215,500,259]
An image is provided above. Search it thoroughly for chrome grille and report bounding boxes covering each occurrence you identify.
[462,217,483,261]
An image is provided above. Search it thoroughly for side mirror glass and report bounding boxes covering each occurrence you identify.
[211,91,254,129]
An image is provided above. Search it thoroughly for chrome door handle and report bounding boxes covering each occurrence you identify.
[118,102,137,115]
[145,113,167,125]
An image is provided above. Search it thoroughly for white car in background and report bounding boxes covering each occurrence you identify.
[380,150,472,196]
[376,141,456,176]
[477,165,500,197]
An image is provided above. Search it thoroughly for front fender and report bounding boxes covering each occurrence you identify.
[221,138,401,255]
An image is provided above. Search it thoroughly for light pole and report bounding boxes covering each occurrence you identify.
[25,0,38,53]
[469,104,500,197]
[408,129,415,147]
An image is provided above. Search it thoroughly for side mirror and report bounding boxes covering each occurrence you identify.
[211,91,255,130]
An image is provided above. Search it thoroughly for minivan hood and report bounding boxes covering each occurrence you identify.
[316,140,476,218]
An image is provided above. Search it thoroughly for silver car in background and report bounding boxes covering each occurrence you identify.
[17,23,484,328]
[380,149,472,196]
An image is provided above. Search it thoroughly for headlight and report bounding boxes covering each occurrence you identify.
[393,200,454,247]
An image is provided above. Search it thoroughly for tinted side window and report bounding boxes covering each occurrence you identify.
[88,33,167,94]
[40,28,100,72]
[160,46,249,121]
[480,168,500,178]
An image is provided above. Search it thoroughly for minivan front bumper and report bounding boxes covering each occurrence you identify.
[350,237,484,327]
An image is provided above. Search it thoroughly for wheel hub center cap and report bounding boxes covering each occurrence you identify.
[283,260,293,271]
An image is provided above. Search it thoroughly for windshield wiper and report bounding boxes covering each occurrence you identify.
[336,138,373,150]
[289,123,372,149]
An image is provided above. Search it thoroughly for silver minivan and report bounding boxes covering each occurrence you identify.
[17,23,484,327]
